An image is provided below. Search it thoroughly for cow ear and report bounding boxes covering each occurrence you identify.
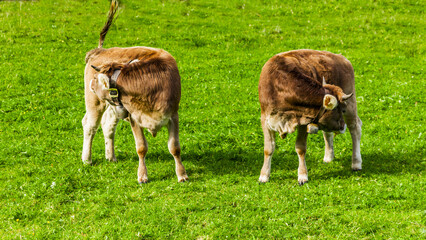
[98,74,110,90]
[323,94,338,110]
[89,79,96,93]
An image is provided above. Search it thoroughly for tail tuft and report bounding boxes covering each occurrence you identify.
[98,0,119,48]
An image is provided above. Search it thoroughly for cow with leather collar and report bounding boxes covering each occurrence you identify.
[258,49,362,185]
[82,0,188,183]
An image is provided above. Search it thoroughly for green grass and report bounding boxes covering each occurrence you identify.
[0,0,424,239]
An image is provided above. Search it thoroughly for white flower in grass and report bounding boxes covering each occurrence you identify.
[50,182,56,189]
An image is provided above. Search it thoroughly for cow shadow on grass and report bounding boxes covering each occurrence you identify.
[312,151,423,181]
[109,142,421,182]
[115,146,304,182]
[108,145,281,181]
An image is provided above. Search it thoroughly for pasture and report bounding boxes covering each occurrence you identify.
[0,0,424,239]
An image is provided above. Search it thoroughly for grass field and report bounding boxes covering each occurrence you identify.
[0,0,425,239]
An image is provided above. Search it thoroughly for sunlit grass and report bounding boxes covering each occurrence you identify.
[0,0,424,239]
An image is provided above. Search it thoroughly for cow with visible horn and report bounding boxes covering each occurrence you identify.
[82,0,188,183]
[258,49,362,185]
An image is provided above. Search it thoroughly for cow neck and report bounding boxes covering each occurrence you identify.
[312,106,326,124]
[108,69,122,106]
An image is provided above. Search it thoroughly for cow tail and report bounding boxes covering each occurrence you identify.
[98,0,119,48]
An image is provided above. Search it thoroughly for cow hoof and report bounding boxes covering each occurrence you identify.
[178,175,189,182]
[323,156,334,163]
[352,168,362,172]
[138,177,148,184]
[298,176,308,186]
[82,159,92,165]
[106,157,117,162]
[352,162,362,171]
[298,180,308,186]
[258,175,269,183]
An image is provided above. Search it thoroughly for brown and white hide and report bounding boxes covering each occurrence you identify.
[258,49,362,185]
[81,0,188,183]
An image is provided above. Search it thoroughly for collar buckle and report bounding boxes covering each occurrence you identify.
[109,88,119,98]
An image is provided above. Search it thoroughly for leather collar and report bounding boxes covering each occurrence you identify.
[108,69,122,106]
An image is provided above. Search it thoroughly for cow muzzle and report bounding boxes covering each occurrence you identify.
[307,123,319,134]
[336,123,347,134]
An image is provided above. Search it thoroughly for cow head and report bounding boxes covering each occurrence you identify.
[314,78,353,133]
[89,63,124,102]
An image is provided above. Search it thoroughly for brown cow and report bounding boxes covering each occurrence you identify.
[82,0,188,183]
[258,49,362,185]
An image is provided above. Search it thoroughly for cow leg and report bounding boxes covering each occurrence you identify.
[82,105,105,164]
[259,114,276,183]
[130,118,149,183]
[323,131,335,163]
[296,125,308,185]
[101,106,120,162]
[345,114,362,170]
[167,114,188,182]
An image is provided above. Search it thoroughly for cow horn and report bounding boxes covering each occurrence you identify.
[341,92,353,101]
[322,76,327,86]
[91,65,101,72]
[127,59,140,65]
